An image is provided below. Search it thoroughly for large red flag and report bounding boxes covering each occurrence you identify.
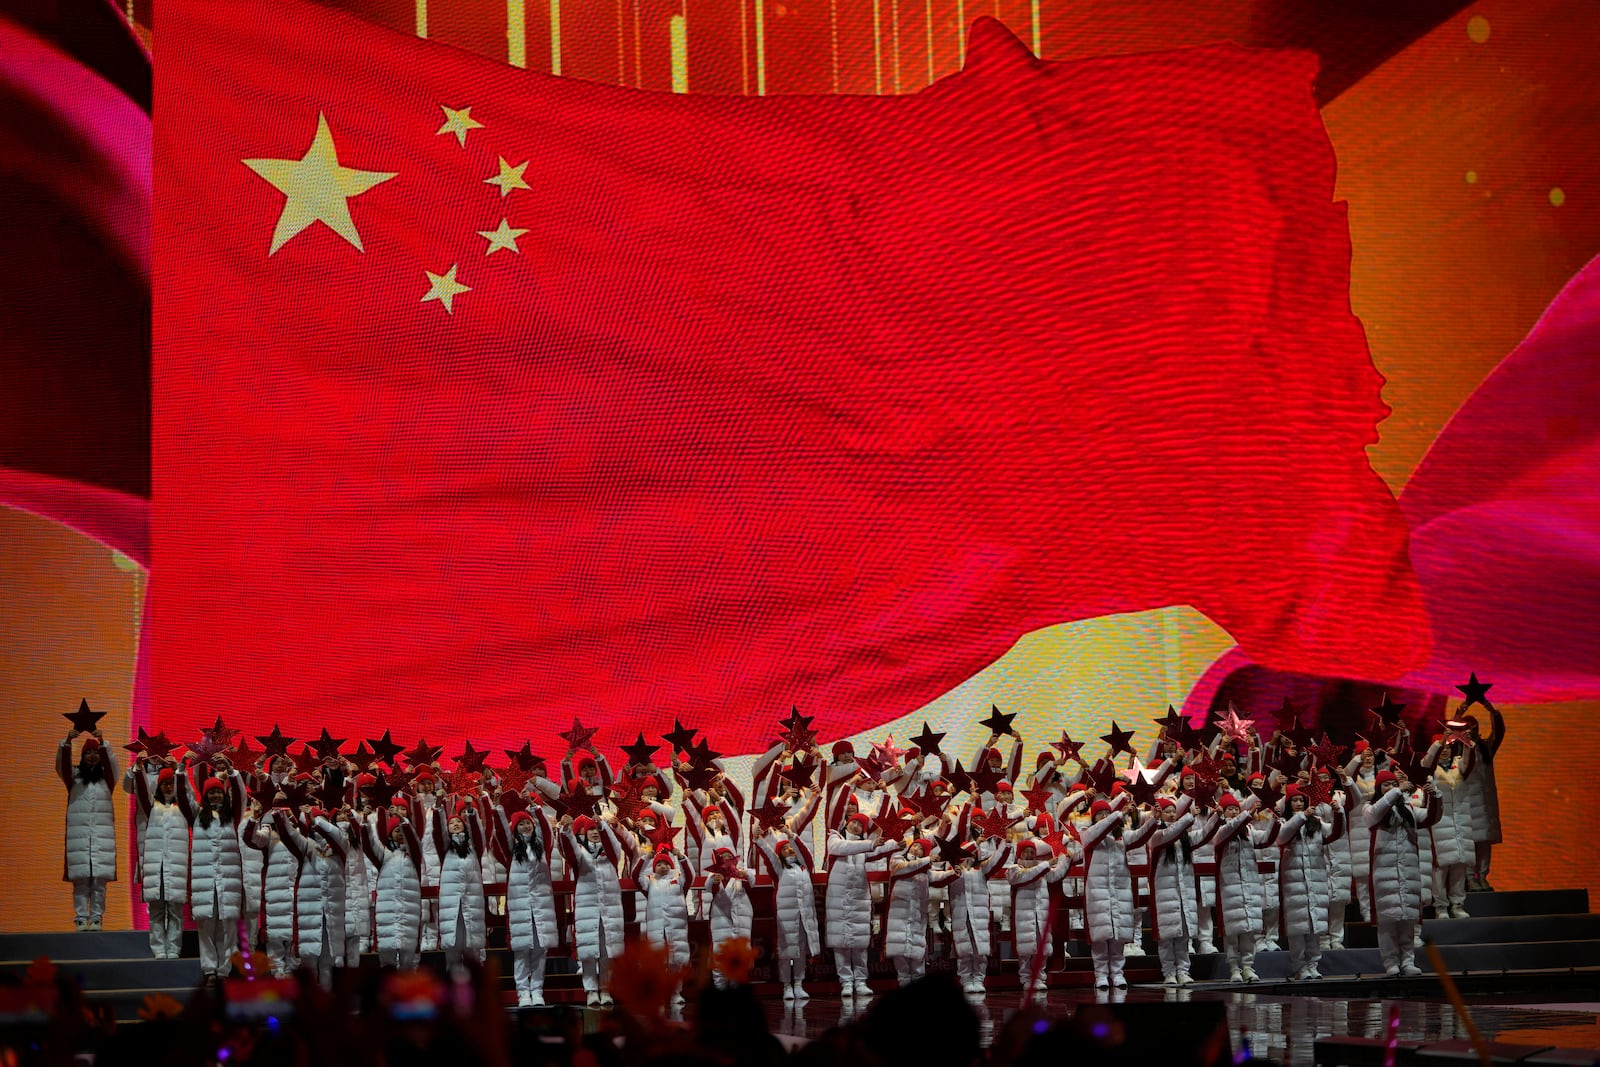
[153,0,1426,753]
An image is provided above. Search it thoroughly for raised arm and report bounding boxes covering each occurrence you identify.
[1274,811,1307,846]
[312,815,348,862]
[176,764,196,822]
[274,810,308,862]
[1485,702,1507,756]
[362,816,386,868]
[56,737,74,788]
[1147,811,1197,850]
[1362,787,1404,829]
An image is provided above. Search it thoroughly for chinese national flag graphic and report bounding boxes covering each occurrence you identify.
[153,0,1428,752]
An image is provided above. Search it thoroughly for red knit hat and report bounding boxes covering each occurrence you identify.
[567,778,585,794]
[572,815,596,835]
[1036,751,1053,769]
[202,776,225,795]
[846,811,873,830]
[713,847,735,862]
[774,838,793,855]
[1155,797,1176,810]
[1110,781,1127,796]
[832,741,854,758]
[411,766,437,782]
[1375,770,1397,787]
[995,781,1012,794]
[1219,793,1243,810]
[1069,782,1088,793]
[652,847,675,868]
[356,773,376,788]
[577,756,597,771]
[702,804,724,823]
[984,746,1001,764]
[157,767,176,786]
[508,811,534,830]
[1284,783,1303,799]
[1089,799,1112,817]
[1353,740,1371,754]
[80,737,102,754]
[1247,772,1266,785]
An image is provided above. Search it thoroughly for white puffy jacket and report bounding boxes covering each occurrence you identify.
[1365,787,1440,924]
[824,831,898,950]
[1008,853,1068,961]
[1275,808,1340,940]
[138,776,191,904]
[1428,753,1477,868]
[755,833,819,960]
[493,808,559,953]
[59,740,118,883]
[884,854,933,961]
[283,814,347,959]
[1081,804,1145,945]
[434,806,486,952]
[243,813,301,943]
[1147,808,1212,943]
[931,840,1009,958]
[1210,799,1274,939]
[634,852,692,967]
[188,772,245,921]
[562,822,627,960]
[364,814,422,954]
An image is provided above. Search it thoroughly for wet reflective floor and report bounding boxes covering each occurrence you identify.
[763,986,1600,1065]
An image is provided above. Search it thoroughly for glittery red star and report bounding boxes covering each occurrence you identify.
[558,717,600,752]
[609,776,647,823]
[224,735,261,769]
[1051,731,1086,764]
[944,760,974,797]
[1100,721,1137,759]
[310,728,347,762]
[780,752,820,790]
[366,729,405,767]
[874,804,915,844]
[255,725,296,759]
[494,762,534,795]
[645,822,680,851]
[62,699,105,735]
[444,765,482,797]
[749,797,791,835]
[776,708,818,752]
[345,742,380,774]
[1214,707,1254,747]
[1019,783,1054,817]
[970,806,1020,840]
[361,771,403,809]
[401,738,444,769]
[504,741,543,773]
[619,733,661,769]
[662,719,699,755]
[451,740,489,774]
[288,745,322,776]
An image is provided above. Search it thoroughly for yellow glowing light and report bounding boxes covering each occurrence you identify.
[1549,187,1566,207]
[1465,170,1477,184]
[1467,15,1490,43]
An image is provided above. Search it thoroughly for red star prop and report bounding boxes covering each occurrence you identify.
[224,735,261,769]
[686,736,723,768]
[1368,693,1407,727]
[498,790,531,817]
[968,763,1005,797]
[662,718,699,755]
[1393,750,1430,789]
[1279,698,1316,748]
[978,705,1017,737]
[141,730,180,761]
[874,804,915,843]
[619,732,661,768]
[1358,722,1404,755]
[749,797,791,835]
[286,745,321,776]
[62,698,106,735]
[361,771,404,809]
[608,776,647,823]
[944,760,974,797]
[1019,783,1054,817]
[401,737,443,769]
[1214,707,1254,747]
[1304,775,1334,808]
[494,762,534,795]
[367,729,405,767]
[1100,721,1137,758]
[1454,672,1494,708]
[558,717,600,752]
[504,741,543,772]
[1153,705,1186,740]
[1306,733,1347,769]
[853,753,888,781]
[1248,776,1282,810]
[314,777,349,812]
[255,725,296,759]
[913,791,950,820]
[1183,779,1217,808]
[970,806,1020,840]
[681,761,721,791]
[1083,759,1119,796]
[124,727,152,755]
[933,835,970,866]
[868,737,905,767]
[1051,731,1086,765]
[908,722,946,757]
[309,728,347,762]
[780,752,820,790]
[346,742,380,774]
[1123,760,1162,806]
[203,715,238,746]
[185,732,231,763]
[1188,752,1222,785]
[443,765,482,797]
[560,787,603,820]
[1270,749,1306,779]
[280,780,313,811]
[644,822,680,851]
[777,707,818,751]
[244,773,277,808]
[451,740,489,774]
[1040,827,1071,857]
[709,849,742,880]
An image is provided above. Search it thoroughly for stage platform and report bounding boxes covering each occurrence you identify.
[3,889,1596,1066]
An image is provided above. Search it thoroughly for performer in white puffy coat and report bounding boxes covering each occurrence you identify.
[363,808,423,970]
[121,751,160,887]
[1275,785,1344,981]
[1423,739,1477,917]
[188,768,246,978]
[824,812,899,999]
[883,839,935,986]
[755,830,820,1000]
[280,809,347,988]
[59,731,118,931]
[932,836,1008,995]
[1007,837,1071,999]
[492,806,559,1006]
[239,795,265,953]
[433,800,487,970]
[1080,795,1149,990]
[705,848,756,987]
[409,770,444,949]
[633,846,693,1005]
[1147,795,1212,986]
[1364,770,1441,976]
[135,764,191,959]
[334,807,371,964]
[560,814,628,1007]
[1209,792,1275,983]
[1317,765,1353,949]
[243,804,300,976]
[1344,744,1379,920]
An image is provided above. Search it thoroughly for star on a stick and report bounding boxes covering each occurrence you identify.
[124,727,153,755]
[749,798,791,835]
[620,733,660,769]
[451,740,489,774]
[346,742,380,774]
[1100,721,1137,759]
[608,776,647,823]
[934,835,970,866]
[1307,733,1347,768]
[970,806,1020,840]
[776,708,817,751]
[203,716,238,746]
[686,737,723,768]
[662,719,699,754]
[243,113,395,255]
[484,156,530,197]
[1215,707,1254,746]
[1442,720,1477,748]
[421,264,470,314]
[185,732,231,764]
[1153,705,1187,741]
[1279,698,1316,748]
[504,742,544,772]
[1051,731,1086,765]
[498,789,530,817]
[256,725,296,760]
[908,722,946,757]
[780,752,820,790]
[444,765,481,797]
[142,731,180,761]
[494,762,533,795]
[979,705,1017,737]
[944,760,974,797]
[1083,759,1119,796]
[63,699,105,735]
[477,218,527,255]
[1455,672,1494,708]
[224,735,261,769]
[853,753,888,782]
[289,745,323,776]
[368,730,405,767]
[874,805,914,844]
[435,104,484,146]
[1369,693,1407,727]
[402,738,444,769]
[968,764,1005,797]
[1019,783,1054,817]
[559,717,600,752]
[868,737,905,767]
[313,777,349,812]
[310,728,347,762]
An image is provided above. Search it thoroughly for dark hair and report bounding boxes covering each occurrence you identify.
[511,826,543,864]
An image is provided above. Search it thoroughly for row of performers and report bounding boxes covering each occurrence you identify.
[60,723,1487,1002]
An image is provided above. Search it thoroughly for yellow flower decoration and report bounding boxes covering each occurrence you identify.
[608,940,683,1016]
[712,937,758,985]
[139,993,185,1021]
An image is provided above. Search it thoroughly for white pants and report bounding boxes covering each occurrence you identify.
[891,955,925,985]
[443,908,482,971]
[264,937,295,976]
[240,906,261,951]
[579,955,612,994]
[833,947,867,987]
[1090,939,1127,986]
[1325,908,1347,948]
[1287,930,1321,975]
[378,947,418,970]
[1157,936,1191,980]
[345,934,363,968]
[1376,920,1416,973]
[147,899,184,958]
[197,916,235,975]
[1224,930,1255,972]
[777,957,807,986]
[1440,864,1469,912]
[72,878,109,924]
[1194,905,1215,951]
[955,950,987,988]
[513,947,548,998]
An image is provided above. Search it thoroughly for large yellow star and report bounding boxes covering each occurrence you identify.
[436,105,484,147]
[485,156,531,198]
[477,218,528,255]
[243,113,396,255]
[421,264,471,314]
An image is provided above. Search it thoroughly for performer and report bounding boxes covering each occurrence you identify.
[1276,784,1344,981]
[1424,737,1478,917]
[705,848,756,987]
[364,807,423,970]
[1148,795,1210,986]
[883,838,935,987]
[243,800,300,976]
[1318,764,1353,949]
[1461,703,1505,890]
[932,835,1009,996]
[1365,770,1441,976]
[492,806,559,1006]
[1210,792,1276,983]
[1008,837,1071,998]
[755,830,820,1000]
[560,813,629,1008]
[188,764,247,980]
[1245,772,1282,953]
[134,762,191,959]
[434,799,487,970]
[824,811,898,999]
[1080,796,1146,991]
[633,845,693,1007]
[409,768,444,949]
[335,805,371,966]
[59,729,117,931]
[280,808,348,988]
[239,795,266,953]
[1344,743,1379,920]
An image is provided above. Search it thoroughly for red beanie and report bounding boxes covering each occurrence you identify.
[577,756,597,771]
[652,847,675,868]
[1284,783,1303,799]
[995,781,1012,794]
[1247,772,1265,785]
[411,766,437,782]
[1089,799,1112,817]
[1036,751,1053,769]
[846,811,873,830]
[1155,797,1176,810]
[567,778,585,794]
[202,776,225,795]
[1220,793,1243,810]
[915,837,936,856]
[774,838,793,855]
[572,815,596,836]
[1375,770,1397,787]
[713,847,735,864]
[1110,781,1127,796]
[80,737,102,754]
[1069,782,1088,793]
[509,811,534,830]
[832,741,854,758]
[702,804,724,823]
[984,746,1001,764]
[1354,740,1371,754]
[356,773,376,788]
[157,767,175,786]
[1017,839,1038,856]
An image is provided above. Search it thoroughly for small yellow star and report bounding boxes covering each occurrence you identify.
[485,156,531,198]
[436,105,484,147]
[478,218,529,255]
[243,113,396,255]
[421,264,471,314]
